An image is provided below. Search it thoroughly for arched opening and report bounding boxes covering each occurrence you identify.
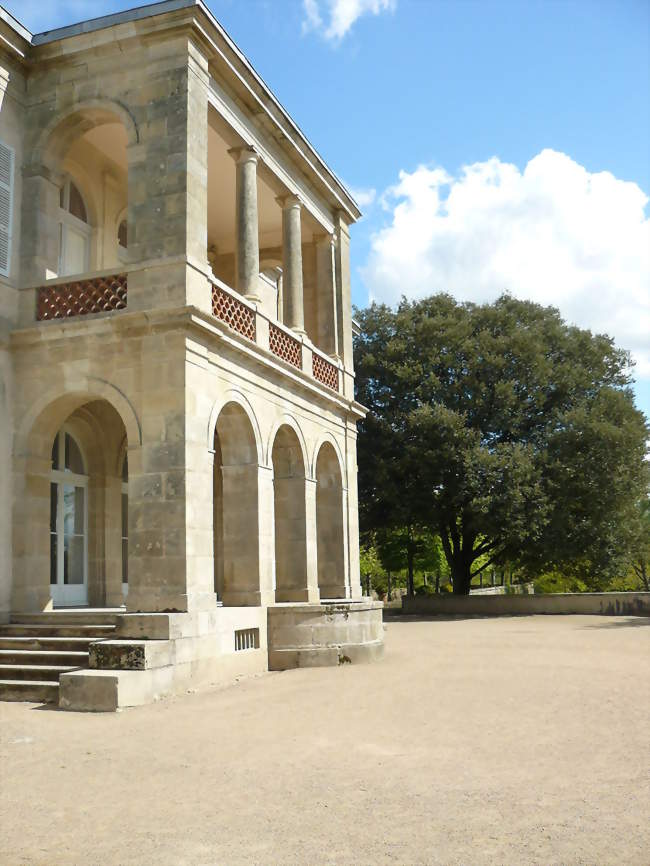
[49,428,88,605]
[272,425,308,602]
[13,396,130,611]
[29,104,133,283]
[315,442,347,599]
[213,402,261,605]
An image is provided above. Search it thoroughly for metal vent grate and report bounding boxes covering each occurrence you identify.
[234,628,260,651]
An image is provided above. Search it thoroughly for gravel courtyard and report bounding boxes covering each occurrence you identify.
[1,614,648,866]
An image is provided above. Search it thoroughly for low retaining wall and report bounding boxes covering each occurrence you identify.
[267,599,384,669]
[401,592,650,617]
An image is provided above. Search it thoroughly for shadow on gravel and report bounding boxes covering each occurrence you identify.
[579,617,650,630]
[382,612,517,623]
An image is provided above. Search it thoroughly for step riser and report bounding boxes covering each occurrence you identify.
[0,626,115,638]
[0,638,94,651]
[11,612,122,626]
[0,652,89,666]
[0,667,76,682]
[0,682,58,703]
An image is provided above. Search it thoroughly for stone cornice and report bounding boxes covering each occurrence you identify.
[9,304,367,420]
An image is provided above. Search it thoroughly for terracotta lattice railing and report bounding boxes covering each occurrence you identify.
[269,322,302,369]
[37,273,127,321]
[211,283,256,342]
[312,352,339,391]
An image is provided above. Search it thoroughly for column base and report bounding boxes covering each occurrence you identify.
[126,589,217,613]
[318,584,350,601]
[11,587,53,614]
[275,587,321,604]
[220,589,275,607]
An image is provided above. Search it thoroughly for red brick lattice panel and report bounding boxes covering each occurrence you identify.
[37,274,127,320]
[211,284,256,342]
[269,323,302,369]
[312,353,339,391]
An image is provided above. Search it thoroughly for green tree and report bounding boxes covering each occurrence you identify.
[374,526,443,596]
[354,294,649,594]
[628,496,650,591]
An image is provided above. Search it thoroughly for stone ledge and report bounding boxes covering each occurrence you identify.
[269,640,384,671]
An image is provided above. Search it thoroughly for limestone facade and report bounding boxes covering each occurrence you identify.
[0,2,382,703]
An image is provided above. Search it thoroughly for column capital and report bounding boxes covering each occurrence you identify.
[228,145,260,165]
[276,192,302,210]
[313,230,337,248]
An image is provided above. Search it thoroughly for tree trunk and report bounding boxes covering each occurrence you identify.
[451,561,472,595]
[407,544,415,597]
[387,570,392,601]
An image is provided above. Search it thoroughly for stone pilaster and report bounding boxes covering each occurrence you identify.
[229,146,261,302]
[334,212,354,397]
[278,194,305,334]
[126,40,211,314]
[19,165,61,286]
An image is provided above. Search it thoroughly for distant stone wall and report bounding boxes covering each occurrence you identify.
[401,592,650,617]
[469,582,535,596]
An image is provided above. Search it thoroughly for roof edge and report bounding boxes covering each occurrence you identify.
[31,0,196,46]
[0,6,33,44]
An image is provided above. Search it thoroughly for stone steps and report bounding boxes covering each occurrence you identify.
[0,664,81,682]
[0,624,116,638]
[0,612,118,704]
[0,649,89,667]
[0,679,60,703]
[0,635,96,651]
[10,610,123,626]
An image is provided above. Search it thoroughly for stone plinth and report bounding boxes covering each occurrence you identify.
[267,599,384,670]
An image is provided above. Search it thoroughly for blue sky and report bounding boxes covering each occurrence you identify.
[6,0,650,417]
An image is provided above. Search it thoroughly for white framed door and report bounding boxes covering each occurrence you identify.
[58,179,91,277]
[121,453,128,598]
[50,430,89,607]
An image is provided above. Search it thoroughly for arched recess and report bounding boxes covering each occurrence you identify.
[28,99,137,280]
[12,393,132,612]
[33,99,139,170]
[315,441,348,599]
[213,401,262,605]
[272,424,309,602]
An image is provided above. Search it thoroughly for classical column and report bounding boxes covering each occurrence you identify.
[315,232,339,357]
[229,146,261,301]
[277,194,305,333]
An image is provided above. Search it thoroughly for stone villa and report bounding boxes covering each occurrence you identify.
[0,0,383,710]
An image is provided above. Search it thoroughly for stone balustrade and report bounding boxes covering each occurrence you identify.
[36,272,127,321]
[31,267,341,394]
[211,278,342,393]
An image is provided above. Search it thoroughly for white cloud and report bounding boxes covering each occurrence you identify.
[302,0,396,41]
[348,185,377,208]
[362,149,650,375]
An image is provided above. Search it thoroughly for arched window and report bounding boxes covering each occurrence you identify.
[117,220,129,251]
[50,429,88,606]
[121,453,128,596]
[58,179,90,277]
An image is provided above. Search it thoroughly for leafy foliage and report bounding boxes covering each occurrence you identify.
[354,294,649,594]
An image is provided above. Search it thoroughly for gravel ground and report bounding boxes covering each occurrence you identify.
[1,614,649,866]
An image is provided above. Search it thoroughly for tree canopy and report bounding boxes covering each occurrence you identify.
[354,294,649,594]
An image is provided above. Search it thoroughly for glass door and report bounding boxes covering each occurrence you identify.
[50,431,88,606]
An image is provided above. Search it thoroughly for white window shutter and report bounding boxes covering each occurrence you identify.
[0,140,14,278]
